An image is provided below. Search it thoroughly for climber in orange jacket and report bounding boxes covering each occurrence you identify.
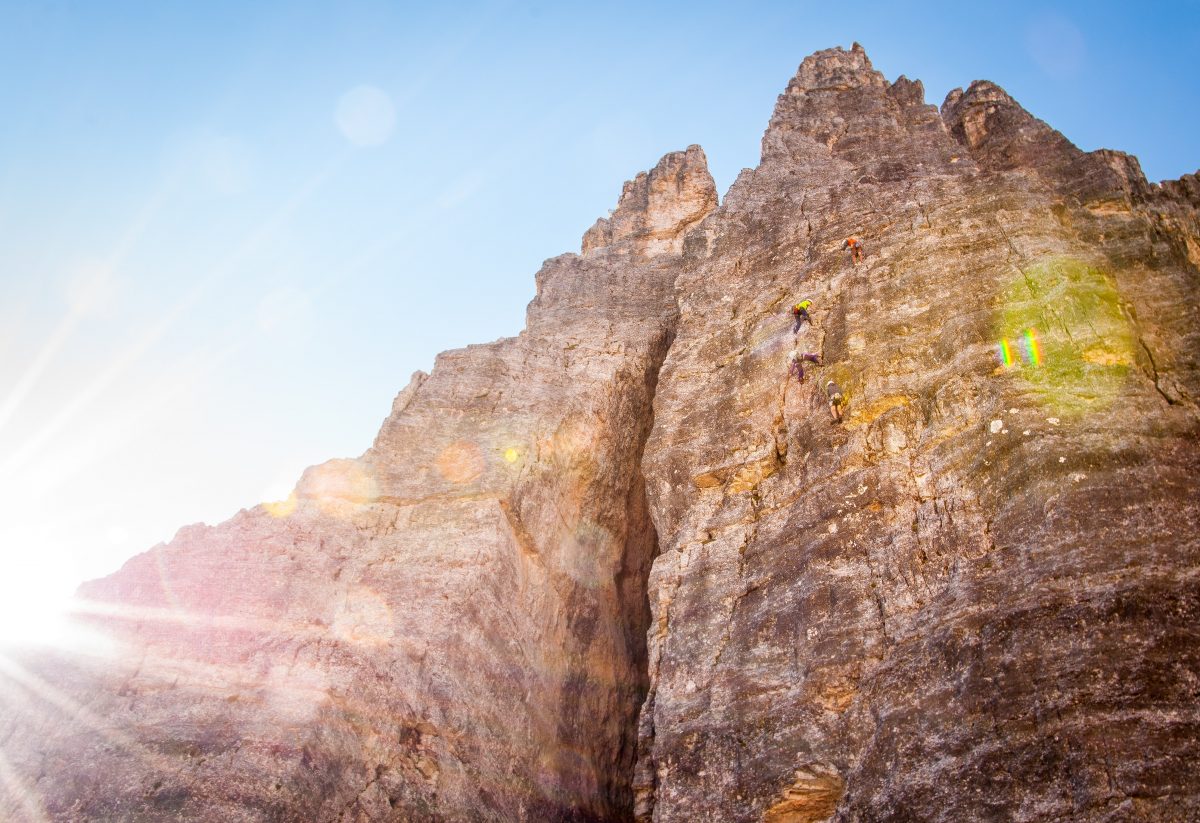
[843,236,864,264]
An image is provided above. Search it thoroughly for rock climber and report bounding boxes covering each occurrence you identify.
[788,350,821,383]
[843,236,864,264]
[826,380,846,423]
[791,300,813,333]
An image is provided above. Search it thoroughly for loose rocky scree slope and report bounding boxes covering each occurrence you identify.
[0,45,1197,823]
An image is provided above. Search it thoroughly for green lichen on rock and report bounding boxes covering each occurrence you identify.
[996,256,1137,416]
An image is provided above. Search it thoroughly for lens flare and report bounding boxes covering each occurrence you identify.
[0,748,47,822]
[1023,328,1041,367]
[264,492,299,519]
[994,257,1136,417]
[335,85,397,147]
[560,519,615,589]
[332,587,393,647]
[998,338,1014,368]
[292,459,377,516]
[437,440,484,484]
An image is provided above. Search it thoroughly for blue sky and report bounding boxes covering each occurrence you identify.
[0,0,1196,638]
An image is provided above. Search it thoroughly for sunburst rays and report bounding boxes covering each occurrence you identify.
[0,748,49,823]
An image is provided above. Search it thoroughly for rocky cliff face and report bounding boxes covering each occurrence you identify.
[634,45,1200,823]
[1,45,1197,823]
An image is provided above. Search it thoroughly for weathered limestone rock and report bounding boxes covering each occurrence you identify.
[0,152,715,821]
[583,145,718,259]
[1,45,1197,823]
[634,44,1199,822]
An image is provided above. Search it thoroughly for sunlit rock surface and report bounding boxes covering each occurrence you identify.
[634,45,1199,823]
[582,145,718,260]
[1,45,1197,823]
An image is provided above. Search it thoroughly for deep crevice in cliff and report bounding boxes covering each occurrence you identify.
[608,321,675,821]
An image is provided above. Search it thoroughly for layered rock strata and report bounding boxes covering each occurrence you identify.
[634,44,1200,822]
[1,44,1198,823]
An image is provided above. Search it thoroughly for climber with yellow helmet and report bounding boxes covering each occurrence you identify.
[791,299,813,334]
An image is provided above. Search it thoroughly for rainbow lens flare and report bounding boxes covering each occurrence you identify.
[994,257,1136,418]
[998,338,1015,368]
[1023,328,1041,367]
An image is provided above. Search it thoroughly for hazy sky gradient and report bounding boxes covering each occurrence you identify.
[0,0,1197,638]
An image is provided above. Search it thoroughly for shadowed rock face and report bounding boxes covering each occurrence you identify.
[1,45,1198,823]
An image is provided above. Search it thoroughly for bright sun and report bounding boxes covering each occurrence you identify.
[0,484,108,651]
[0,535,79,649]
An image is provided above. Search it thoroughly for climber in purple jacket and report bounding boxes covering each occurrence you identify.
[788,350,821,383]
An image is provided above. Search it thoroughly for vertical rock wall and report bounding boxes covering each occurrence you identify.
[634,45,1199,822]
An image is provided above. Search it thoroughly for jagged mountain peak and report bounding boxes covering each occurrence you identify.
[582,144,717,259]
[760,43,957,175]
[787,41,882,91]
